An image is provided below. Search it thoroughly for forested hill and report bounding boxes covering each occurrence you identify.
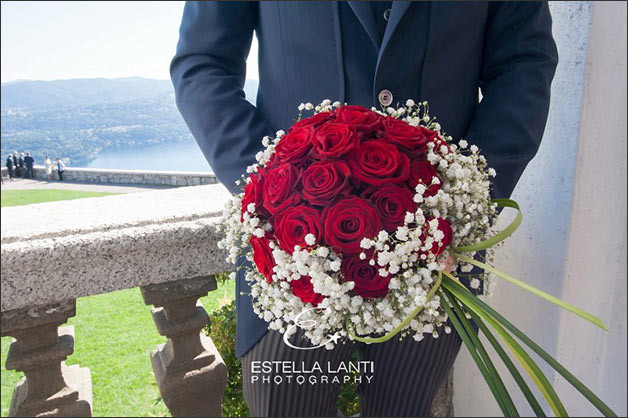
[1,77,173,109]
[1,77,258,166]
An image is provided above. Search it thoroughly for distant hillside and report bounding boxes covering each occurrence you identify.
[1,77,174,110]
[1,77,259,166]
[1,77,259,110]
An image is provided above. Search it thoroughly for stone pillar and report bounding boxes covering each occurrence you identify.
[141,276,228,417]
[430,371,454,417]
[1,300,93,417]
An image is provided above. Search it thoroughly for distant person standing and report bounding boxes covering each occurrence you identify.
[45,156,53,180]
[56,157,66,181]
[13,151,21,178]
[6,154,15,179]
[24,152,35,179]
[18,153,25,178]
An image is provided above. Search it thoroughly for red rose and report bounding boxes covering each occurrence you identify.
[262,163,301,214]
[272,205,323,254]
[250,234,276,283]
[274,126,314,165]
[381,118,438,154]
[348,139,409,186]
[291,111,335,130]
[322,196,382,255]
[421,217,453,257]
[241,168,267,221]
[302,161,353,206]
[335,105,383,134]
[290,275,324,306]
[365,185,417,232]
[341,255,391,298]
[408,159,441,197]
[312,123,359,159]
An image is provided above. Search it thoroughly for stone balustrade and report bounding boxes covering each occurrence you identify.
[1,184,231,416]
[0,182,454,417]
[1,165,217,187]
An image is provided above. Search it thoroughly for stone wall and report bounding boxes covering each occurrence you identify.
[1,165,217,187]
[454,2,627,416]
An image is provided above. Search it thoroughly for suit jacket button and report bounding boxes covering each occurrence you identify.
[378,89,393,107]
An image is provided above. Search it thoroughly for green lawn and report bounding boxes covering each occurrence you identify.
[1,189,117,207]
[1,281,236,417]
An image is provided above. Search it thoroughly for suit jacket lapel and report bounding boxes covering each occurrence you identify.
[347,1,380,50]
[331,2,346,104]
[374,1,413,94]
[380,1,412,59]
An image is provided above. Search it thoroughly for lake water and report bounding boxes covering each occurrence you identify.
[81,140,213,173]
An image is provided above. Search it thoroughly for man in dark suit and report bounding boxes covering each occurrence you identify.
[172,2,558,416]
[13,152,21,178]
[18,153,26,178]
[24,152,35,179]
[6,155,15,179]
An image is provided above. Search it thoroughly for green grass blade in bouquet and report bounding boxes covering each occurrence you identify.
[461,299,547,417]
[453,199,607,331]
[454,254,608,331]
[443,277,568,416]
[452,198,523,253]
[438,291,516,417]
[443,290,520,417]
[443,275,618,417]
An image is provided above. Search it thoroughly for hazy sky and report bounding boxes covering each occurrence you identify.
[1,1,259,83]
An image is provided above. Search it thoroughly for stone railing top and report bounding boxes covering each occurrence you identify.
[1,183,230,244]
[14,164,216,177]
[1,184,233,312]
[58,166,216,177]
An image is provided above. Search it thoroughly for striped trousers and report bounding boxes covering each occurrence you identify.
[242,327,462,417]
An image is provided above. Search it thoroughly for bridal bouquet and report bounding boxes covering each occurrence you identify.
[219,100,616,417]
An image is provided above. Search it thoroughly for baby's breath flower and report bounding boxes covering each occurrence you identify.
[304,233,316,246]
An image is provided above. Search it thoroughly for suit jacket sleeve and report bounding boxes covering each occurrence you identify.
[465,2,559,198]
[170,1,274,193]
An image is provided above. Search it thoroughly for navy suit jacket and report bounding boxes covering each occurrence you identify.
[171,1,558,357]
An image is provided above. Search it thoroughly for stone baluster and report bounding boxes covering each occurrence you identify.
[141,276,228,417]
[1,300,93,417]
